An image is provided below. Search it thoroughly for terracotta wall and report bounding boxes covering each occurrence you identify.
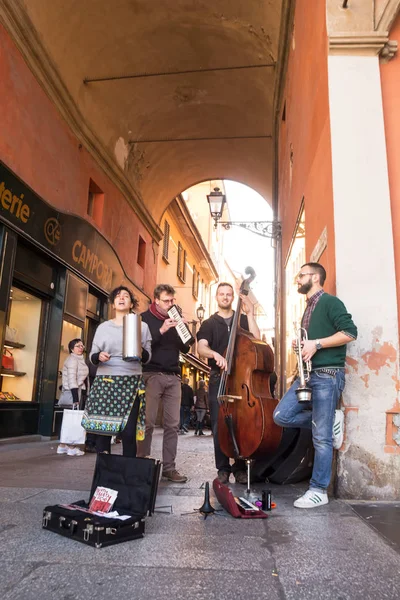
[278,0,335,290]
[381,11,400,337]
[0,23,156,302]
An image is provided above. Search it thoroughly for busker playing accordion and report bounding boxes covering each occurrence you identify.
[137,284,191,483]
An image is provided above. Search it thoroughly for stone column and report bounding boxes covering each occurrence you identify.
[326,0,400,498]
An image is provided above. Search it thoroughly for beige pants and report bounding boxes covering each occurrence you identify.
[137,372,181,471]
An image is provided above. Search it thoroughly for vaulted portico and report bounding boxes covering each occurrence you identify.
[0,0,289,231]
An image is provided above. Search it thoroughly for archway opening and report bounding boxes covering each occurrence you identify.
[157,178,276,346]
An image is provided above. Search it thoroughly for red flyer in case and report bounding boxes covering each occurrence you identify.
[88,487,118,513]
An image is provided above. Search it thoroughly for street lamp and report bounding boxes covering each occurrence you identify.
[206,187,226,227]
[206,186,281,240]
[196,304,205,325]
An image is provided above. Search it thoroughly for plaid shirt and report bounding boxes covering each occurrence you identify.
[301,289,325,332]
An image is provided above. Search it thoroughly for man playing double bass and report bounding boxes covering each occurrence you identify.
[197,282,260,484]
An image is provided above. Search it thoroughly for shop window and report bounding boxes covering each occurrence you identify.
[137,236,146,269]
[1,287,42,402]
[177,242,186,283]
[87,179,104,227]
[192,266,199,299]
[86,292,100,319]
[162,220,170,262]
[14,243,55,297]
[65,272,88,325]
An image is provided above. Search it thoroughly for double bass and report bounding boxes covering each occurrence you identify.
[217,267,282,466]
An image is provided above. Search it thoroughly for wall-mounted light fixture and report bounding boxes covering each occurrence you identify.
[196,304,205,325]
[206,187,281,240]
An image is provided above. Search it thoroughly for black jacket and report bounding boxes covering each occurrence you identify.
[196,312,248,373]
[141,309,191,374]
[181,383,194,407]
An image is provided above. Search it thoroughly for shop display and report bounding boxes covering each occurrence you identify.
[1,286,41,400]
[1,349,14,370]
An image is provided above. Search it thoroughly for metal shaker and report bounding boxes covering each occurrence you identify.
[122,313,142,361]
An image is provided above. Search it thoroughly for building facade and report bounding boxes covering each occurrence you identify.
[157,195,216,389]
[0,22,158,438]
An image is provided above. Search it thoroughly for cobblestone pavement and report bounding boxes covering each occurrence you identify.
[0,429,399,600]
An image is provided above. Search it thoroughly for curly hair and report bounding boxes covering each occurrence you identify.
[109,286,138,310]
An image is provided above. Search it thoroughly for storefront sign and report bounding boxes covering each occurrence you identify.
[0,162,137,295]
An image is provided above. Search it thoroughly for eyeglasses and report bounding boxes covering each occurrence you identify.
[159,298,175,304]
[74,344,85,349]
[297,272,316,279]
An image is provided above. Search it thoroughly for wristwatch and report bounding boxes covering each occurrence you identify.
[315,339,323,351]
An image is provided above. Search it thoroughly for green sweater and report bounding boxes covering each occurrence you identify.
[307,293,357,369]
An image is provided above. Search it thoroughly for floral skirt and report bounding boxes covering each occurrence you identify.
[81,375,146,440]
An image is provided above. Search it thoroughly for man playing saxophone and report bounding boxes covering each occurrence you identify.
[273,263,357,508]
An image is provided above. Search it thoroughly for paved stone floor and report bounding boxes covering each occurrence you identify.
[0,428,399,600]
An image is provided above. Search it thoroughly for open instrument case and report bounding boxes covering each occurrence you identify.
[42,454,161,548]
[213,478,268,519]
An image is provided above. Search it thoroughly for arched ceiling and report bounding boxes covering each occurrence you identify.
[2,0,286,234]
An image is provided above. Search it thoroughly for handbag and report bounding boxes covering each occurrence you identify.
[5,326,18,343]
[2,349,14,370]
[58,389,74,407]
[60,406,86,445]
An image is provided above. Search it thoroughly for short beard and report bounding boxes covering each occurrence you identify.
[297,280,313,295]
[217,300,233,310]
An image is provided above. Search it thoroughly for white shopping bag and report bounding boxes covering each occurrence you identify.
[60,407,86,445]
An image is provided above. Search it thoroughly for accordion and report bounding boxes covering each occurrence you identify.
[167,306,195,346]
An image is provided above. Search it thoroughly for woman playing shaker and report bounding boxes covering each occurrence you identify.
[82,286,152,456]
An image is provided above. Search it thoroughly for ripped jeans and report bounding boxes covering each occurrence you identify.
[273,370,345,491]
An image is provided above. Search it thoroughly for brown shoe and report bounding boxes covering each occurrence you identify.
[217,471,230,484]
[234,471,248,485]
[162,469,188,483]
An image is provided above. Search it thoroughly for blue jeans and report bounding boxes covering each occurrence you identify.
[180,406,191,429]
[273,370,345,491]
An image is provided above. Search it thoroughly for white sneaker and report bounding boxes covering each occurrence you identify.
[67,447,85,457]
[332,409,344,449]
[57,445,68,455]
[294,489,328,508]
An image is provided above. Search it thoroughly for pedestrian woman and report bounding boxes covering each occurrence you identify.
[82,286,152,456]
[194,379,208,436]
[57,338,89,456]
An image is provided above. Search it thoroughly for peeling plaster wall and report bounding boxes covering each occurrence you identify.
[328,52,400,499]
[381,12,400,342]
[279,1,400,498]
